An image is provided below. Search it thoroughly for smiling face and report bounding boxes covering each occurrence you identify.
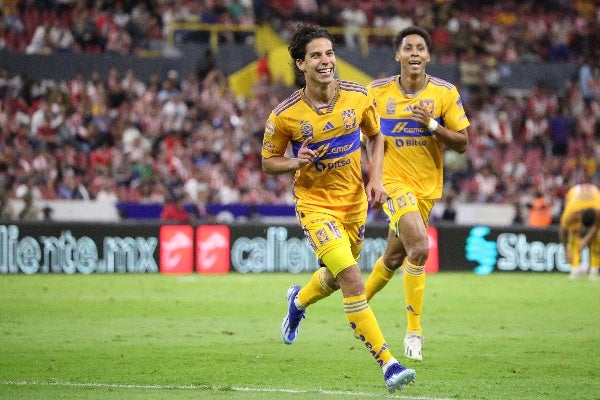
[395,33,430,77]
[296,37,336,87]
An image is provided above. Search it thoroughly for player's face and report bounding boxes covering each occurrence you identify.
[395,34,430,76]
[297,38,335,86]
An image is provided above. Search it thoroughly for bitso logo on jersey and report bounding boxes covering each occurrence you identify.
[196,225,230,274]
[159,225,194,274]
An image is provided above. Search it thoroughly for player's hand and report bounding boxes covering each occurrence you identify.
[565,250,573,264]
[296,138,317,167]
[366,180,387,208]
[411,104,430,126]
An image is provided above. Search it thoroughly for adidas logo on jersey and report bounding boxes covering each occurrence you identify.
[323,121,335,131]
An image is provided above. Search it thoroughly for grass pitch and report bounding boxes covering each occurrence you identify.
[1,271,599,400]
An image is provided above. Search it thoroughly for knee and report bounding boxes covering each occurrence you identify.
[321,267,340,290]
[383,252,405,270]
[406,239,429,266]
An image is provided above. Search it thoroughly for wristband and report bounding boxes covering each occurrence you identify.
[428,118,439,132]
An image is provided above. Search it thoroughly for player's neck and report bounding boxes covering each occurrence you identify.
[398,74,428,93]
[303,80,338,108]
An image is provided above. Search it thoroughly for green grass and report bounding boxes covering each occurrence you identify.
[1,272,599,400]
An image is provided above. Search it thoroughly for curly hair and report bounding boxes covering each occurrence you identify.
[582,208,597,228]
[288,23,335,81]
[393,26,433,52]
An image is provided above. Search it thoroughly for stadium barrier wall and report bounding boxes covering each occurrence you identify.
[12,200,516,225]
[0,48,579,92]
[0,221,571,276]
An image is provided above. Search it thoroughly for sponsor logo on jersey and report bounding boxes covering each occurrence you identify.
[395,138,428,147]
[323,121,335,131]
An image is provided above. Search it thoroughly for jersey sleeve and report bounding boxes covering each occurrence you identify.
[443,87,470,132]
[359,90,380,138]
[261,112,290,159]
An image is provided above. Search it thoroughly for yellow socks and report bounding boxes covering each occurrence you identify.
[344,294,393,368]
[403,260,425,335]
[365,257,395,302]
[297,267,335,308]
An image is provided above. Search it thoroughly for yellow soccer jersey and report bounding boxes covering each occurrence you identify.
[369,75,470,199]
[560,183,600,228]
[262,80,379,211]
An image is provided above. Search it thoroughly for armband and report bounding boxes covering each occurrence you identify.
[428,118,439,132]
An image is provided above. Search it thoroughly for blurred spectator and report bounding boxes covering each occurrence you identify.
[548,101,572,157]
[340,0,367,49]
[0,190,15,221]
[160,191,190,222]
[25,21,53,54]
[512,201,524,225]
[105,24,133,55]
[42,205,53,221]
[95,180,119,203]
[18,190,40,221]
[46,18,75,52]
[441,194,457,222]
[473,164,499,203]
[527,191,553,227]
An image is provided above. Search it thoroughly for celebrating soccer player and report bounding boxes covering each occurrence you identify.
[365,26,470,361]
[261,23,416,393]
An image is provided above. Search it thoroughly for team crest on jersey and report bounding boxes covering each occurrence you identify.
[386,98,396,114]
[315,228,330,245]
[300,120,314,141]
[342,109,357,130]
[419,99,434,116]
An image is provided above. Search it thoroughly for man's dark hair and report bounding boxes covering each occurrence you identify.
[393,26,433,52]
[288,23,335,81]
[582,208,596,228]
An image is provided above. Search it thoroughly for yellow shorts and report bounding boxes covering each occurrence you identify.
[297,206,366,277]
[383,185,434,234]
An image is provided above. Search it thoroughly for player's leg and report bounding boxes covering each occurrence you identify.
[281,267,337,344]
[365,230,405,301]
[281,209,342,345]
[365,186,413,301]
[588,235,599,281]
[324,249,415,392]
[568,233,583,279]
[397,210,429,361]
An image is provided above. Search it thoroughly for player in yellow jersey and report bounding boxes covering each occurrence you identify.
[365,26,470,361]
[559,182,600,281]
[261,23,416,393]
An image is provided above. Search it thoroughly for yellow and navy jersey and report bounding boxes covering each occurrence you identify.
[560,183,600,228]
[262,79,379,211]
[369,74,470,199]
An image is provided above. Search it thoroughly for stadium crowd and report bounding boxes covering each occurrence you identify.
[0,0,599,223]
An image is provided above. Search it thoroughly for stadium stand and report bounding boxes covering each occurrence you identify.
[0,0,599,224]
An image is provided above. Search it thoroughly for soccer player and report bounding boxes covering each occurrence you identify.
[558,182,600,280]
[365,26,470,361]
[261,23,416,393]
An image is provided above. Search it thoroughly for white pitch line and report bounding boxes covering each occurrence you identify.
[1,380,455,400]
